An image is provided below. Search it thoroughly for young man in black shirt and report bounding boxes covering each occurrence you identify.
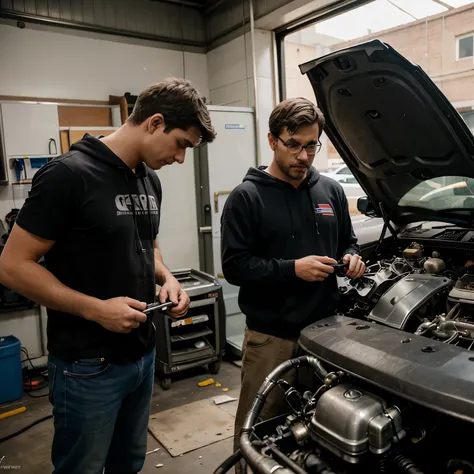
[0,78,216,474]
[221,97,365,473]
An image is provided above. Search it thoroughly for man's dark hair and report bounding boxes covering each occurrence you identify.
[269,97,325,138]
[128,77,216,144]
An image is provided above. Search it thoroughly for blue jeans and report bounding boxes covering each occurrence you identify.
[47,348,155,474]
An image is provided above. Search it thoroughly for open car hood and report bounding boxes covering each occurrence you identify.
[299,40,474,227]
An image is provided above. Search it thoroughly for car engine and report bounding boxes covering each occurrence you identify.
[341,241,474,349]
[222,237,474,474]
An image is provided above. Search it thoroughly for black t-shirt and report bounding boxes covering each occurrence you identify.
[16,135,162,363]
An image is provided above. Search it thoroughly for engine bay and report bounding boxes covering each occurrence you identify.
[339,229,474,350]
[237,321,474,474]
[241,351,474,474]
[230,225,474,474]
[226,36,474,474]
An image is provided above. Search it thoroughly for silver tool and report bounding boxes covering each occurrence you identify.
[144,301,174,314]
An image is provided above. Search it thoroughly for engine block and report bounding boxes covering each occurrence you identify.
[309,384,404,464]
[367,274,452,330]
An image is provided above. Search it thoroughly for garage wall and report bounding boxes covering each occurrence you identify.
[0,17,282,363]
[206,0,342,48]
[0,23,209,104]
[0,23,208,362]
[207,28,277,165]
[0,23,207,270]
[0,0,206,47]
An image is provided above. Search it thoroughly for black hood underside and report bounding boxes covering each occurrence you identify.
[299,39,474,227]
[299,315,474,424]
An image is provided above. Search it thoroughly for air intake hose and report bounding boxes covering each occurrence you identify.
[392,453,424,474]
[377,448,424,474]
[240,355,328,474]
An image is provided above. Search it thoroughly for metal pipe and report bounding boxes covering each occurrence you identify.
[445,303,460,321]
[274,0,373,36]
[205,0,227,16]
[0,9,206,48]
[441,320,474,334]
[240,356,327,474]
[249,0,261,166]
[151,0,203,8]
[271,30,281,104]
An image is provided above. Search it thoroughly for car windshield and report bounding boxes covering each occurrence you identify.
[398,176,474,212]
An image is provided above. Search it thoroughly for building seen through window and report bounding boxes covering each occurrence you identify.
[282,0,474,215]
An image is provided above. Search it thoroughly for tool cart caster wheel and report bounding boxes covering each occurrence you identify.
[208,358,221,375]
[159,376,172,391]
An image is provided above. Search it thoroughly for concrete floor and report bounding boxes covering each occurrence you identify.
[0,360,242,474]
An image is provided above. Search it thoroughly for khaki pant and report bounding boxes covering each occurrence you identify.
[233,327,303,474]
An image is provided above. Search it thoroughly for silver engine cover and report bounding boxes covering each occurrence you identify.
[309,384,403,464]
[367,273,452,329]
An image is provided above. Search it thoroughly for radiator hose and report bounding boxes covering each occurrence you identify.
[392,453,425,474]
[212,449,242,474]
[239,355,328,474]
[377,448,425,474]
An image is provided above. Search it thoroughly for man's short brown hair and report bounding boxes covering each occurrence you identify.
[128,77,216,144]
[269,97,325,138]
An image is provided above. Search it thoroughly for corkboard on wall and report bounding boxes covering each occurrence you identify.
[60,130,69,153]
[58,106,112,127]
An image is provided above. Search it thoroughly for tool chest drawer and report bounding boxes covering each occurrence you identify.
[153,268,226,390]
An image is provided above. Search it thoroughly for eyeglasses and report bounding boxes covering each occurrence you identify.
[275,135,322,156]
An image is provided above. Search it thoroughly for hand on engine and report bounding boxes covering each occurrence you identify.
[295,255,337,282]
[343,254,366,278]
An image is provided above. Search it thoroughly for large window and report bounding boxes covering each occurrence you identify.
[278,0,474,215]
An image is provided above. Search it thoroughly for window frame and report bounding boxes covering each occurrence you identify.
[275,0,375,102]
[456,33,474,61]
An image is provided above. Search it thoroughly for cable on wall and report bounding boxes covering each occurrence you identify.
[180,3,186,78]
[242,0,249,105]
[249,0,261,166]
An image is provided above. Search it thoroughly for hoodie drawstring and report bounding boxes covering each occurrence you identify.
[124,172,148,254]
[141,178,154,246]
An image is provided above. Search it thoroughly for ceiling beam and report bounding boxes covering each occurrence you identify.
[149,0,204,8]
[432,0,453,9]
[386,0,418,20]
[0,9,206,49]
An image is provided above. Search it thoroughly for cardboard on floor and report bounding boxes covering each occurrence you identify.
[0,360,242,474]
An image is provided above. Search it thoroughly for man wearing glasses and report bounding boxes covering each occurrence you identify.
[220,97,365,472]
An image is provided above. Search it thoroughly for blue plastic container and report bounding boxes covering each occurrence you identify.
[0,335,24,404]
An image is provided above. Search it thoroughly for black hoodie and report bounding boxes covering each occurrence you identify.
[221,165,359,338]
[16,134,162,363]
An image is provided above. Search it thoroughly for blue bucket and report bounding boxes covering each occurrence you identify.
[0,336,24,404]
